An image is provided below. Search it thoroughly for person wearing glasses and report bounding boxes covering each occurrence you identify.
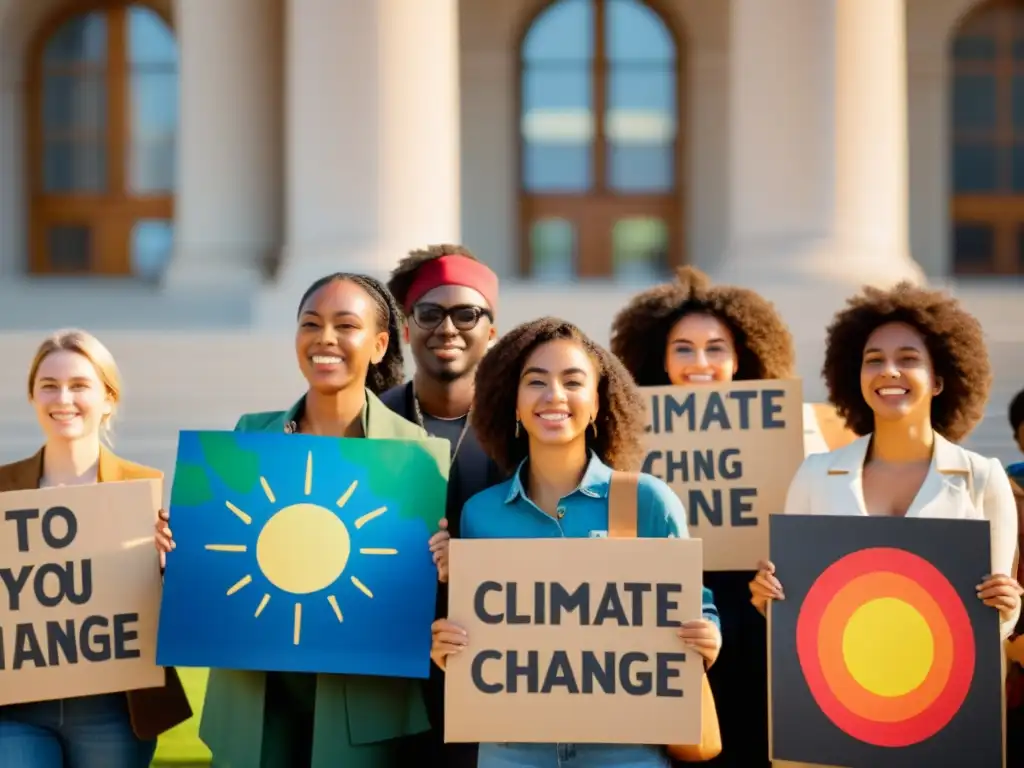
[382,245,503,768]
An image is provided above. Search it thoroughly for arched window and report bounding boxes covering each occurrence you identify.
[27,3,178,277]
[950,0,1024,274]
[518,0,682,280]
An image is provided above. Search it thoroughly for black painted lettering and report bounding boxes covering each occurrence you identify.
[692,450,715,481]
[506,650,539,693]
[534,581,546,624]
[664,392,696,433]
[700,393,730,431]
[34,562,66,607]
[622,583,651,626]
[641,450,660,478]
[541,650,579,693]
[13,624,45,669]
[113,613,141,659]
[474,581,503,624]
[581,651,616,693]
[506,583,530,624]
[471,650,503,693]
[688,488,723,527]
[730,488,758,527]
[656,584,681,627]
[762,389,785,428]
[719,448,742,480]
[728,390,757,429]
[5,508,39,552]
[619,652,652,695]
[656,652,687,697]
[594,583,628,626]
[41,506,77,549]
[1,566,32,610]
[46,619,79,665]
[550,582,589,625]
[80,615,111,662]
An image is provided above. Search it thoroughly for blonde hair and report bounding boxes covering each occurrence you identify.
[27,329,122,444]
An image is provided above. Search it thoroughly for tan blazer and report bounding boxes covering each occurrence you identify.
[0,447,193,740]
[783,432,1020,638]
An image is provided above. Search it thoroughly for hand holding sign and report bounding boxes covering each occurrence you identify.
[429,518,450,583]
[976,572,1023,621]
[748,558,784,616]
[431,617,467,669]
[677,619,721,668]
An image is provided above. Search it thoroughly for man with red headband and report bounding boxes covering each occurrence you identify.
[383,244,502,768]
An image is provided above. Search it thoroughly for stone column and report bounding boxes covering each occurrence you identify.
[716,0,923,289]
[162,0,282,288]
[259,0,460,323]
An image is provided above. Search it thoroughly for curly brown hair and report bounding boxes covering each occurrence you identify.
[473,318,647,474]
[386,244,480,311]
[610,266,795,385]
[823,282,991,441]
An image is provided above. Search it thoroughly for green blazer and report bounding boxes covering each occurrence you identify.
[199,389,432,768]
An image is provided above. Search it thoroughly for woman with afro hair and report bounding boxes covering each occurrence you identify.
[429,318,721,767]
[751,283,1021,643]
[610,266,795,768]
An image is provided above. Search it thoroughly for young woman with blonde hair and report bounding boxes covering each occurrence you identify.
[0,329,191,767]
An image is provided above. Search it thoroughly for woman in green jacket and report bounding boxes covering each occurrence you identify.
[156,272,450,768]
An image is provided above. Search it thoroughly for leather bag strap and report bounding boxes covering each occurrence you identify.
[608,471,640,539]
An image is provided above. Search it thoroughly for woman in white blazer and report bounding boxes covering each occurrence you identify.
[750,282,1021,639]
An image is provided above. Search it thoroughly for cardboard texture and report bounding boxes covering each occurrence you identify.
[641,380,805,571]
[769,514,1003,768]
[0,480,165,705]
[157,430,449,679]
[445,537,704,745]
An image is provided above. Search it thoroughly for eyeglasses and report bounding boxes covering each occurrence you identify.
[411,303,492,331]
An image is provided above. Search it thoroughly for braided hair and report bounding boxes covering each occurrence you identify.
[297,273,406,395]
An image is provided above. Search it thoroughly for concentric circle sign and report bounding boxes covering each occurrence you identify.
[795,547,975,747]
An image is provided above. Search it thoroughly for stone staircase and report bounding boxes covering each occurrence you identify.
[0,282,1021,482]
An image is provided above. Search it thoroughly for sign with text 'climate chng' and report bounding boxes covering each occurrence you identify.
[0,481,165,705]
[641,381,804,571]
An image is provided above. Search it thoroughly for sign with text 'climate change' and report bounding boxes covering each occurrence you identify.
[641,380,804,571]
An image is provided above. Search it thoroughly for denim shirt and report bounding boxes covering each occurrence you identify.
[461,451,719,628]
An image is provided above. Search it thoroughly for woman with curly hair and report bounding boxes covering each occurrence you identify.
[751,283,1021,642]
[155,273,450,768]
[429,318,720,767]
[609,266,794,768]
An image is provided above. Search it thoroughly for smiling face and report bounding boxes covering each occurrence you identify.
[31,350,113,443]
[295,279,389,394]
[406,284,495,382]
[664,312,738,385]
[516,339,599,449]
[860,322,941,426]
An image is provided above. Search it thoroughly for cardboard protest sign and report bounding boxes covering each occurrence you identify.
[445,538,704,745]
[0,480,165,705]
[770,514,1003,767]
[157,430,449,679]
[641,381,804,570]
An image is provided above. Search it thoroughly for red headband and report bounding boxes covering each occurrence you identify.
[404,254,499,313]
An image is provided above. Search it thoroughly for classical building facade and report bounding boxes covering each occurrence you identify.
[0,0,1022,471]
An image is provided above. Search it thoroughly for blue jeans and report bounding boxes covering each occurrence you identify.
[0,693,155,768]
[477,742,671,767]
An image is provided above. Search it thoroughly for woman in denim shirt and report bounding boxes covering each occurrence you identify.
[430,318,720,768]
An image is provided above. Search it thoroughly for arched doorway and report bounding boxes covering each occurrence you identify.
[26,2,178,277]
[517,0,683,280]
[950,0,1024,274]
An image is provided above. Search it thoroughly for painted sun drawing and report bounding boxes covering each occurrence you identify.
[204,450,398,645]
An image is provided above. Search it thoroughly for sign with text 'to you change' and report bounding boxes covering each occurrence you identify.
[445,538,703,745]
[0,481,165,705]
[641,380,804,571]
